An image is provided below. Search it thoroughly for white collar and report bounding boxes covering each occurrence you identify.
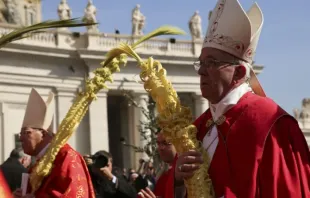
[35,143,50,161]
[210,83,252,121]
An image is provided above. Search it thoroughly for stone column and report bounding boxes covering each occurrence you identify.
[56,88,90,155]
[194,93,209,119]
[0,102,3,162]
[130,92,150,168]
[88,91,109,154]
[137,93,149,158]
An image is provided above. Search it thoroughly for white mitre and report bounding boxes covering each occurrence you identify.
[22,88,55,132]
[203,0,266,97]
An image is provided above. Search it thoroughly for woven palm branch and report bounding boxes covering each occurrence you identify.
[29,25,186,194]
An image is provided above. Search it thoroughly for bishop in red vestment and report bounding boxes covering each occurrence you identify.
[173,0,310,197]
[27,144,95,197]
[13,88,95,198]
[0,170,12,198]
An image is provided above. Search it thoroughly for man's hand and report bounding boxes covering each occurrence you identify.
[137,188,156,198]
[100,167,114,180]
[13,188,22,198]
[175,150,203,185]
[83,155,93,165]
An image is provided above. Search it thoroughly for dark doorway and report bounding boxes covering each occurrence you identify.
[107,95,130,169]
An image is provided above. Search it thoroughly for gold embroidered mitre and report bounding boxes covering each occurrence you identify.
[22,88,55,132]
[203,0,266,97]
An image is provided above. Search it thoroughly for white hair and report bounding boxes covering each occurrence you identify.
[217,49,252,81]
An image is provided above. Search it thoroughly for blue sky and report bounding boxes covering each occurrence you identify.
[42,0,310,114]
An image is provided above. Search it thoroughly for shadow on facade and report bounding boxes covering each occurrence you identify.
[107,94,131,169]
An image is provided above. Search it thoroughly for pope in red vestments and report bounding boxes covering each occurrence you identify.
[193,92,310,197]
[13,88,95,198]
[0,170,12,198]
[173,0,310,197]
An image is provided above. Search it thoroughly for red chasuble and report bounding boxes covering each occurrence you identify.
[154,155,177,198]
[0,170,12,198]
[194,92,310,198]
[28,144,95,198]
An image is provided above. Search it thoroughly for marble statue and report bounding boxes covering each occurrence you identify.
[0,0,7,23]
[58,0,72,20]
[293,108,300,119]
[6,0,21,24]
[300,98,310,119]
[83,0,99,33]
[132,4,145,36]
[189,11,202,40]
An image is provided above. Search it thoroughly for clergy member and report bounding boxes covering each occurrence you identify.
[138,131,177,198]
[174,0,310,197]
[13,88,95,198]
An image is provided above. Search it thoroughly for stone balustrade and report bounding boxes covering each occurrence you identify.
[97,34,198,56]
[0,23,263,74]
[0,24,202,57]
[0,24,56,47]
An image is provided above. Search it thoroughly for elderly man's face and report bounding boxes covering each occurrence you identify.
[19,127,44,156]
[197,47,246,104]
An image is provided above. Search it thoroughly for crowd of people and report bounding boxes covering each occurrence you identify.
[0,0,309,197]
[0,131,176,198]
[80,131,177,198]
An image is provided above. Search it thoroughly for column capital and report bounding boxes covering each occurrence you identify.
[129,91,149,101]
[137,93,149,100]
[96,90,108,98]
[193,93,208,103]
[55,87,78,97]
[133,90,149,96]
[193,92,203,98]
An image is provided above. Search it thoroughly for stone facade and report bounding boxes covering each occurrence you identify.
[0,0,41,25]
[294,99,310,147]
[0,1,265,169]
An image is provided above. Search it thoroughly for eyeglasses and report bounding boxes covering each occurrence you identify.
[19,128,44,136]
[193,58,240,71]
[156,141,172,147]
